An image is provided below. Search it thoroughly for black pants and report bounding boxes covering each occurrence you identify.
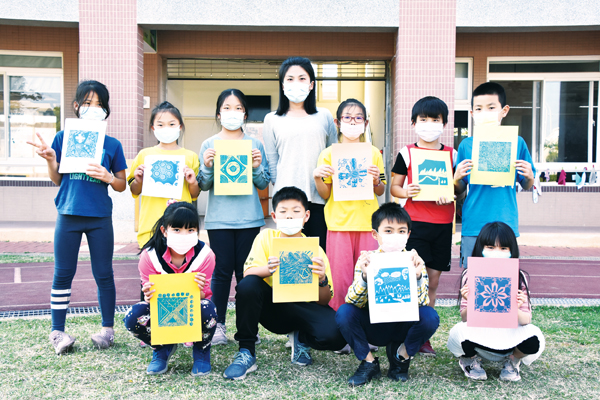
[233,275,346,355]
[302,202,327,252]
[208,227,261,324]
[461,336,540,358]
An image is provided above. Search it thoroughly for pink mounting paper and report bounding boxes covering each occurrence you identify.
[467,257,519,329]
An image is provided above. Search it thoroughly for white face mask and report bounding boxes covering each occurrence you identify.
[79,106,107,121]
[379,233,409,253]
[220,111,245,131]
[340,122,365,140]
[415,122,443,143]
[482,249,512,259]
[276,218,304,236]
[283,82,311,104]
[153,126,181,144]
[473,111,501,127]
[166,232,198,255]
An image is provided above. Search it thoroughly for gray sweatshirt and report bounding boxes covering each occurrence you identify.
[263,108,338,204]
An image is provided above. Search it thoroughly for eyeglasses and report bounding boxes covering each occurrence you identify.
[340,115,365,123]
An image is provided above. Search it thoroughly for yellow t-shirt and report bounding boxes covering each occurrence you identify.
[243,228,334,298]
[318,145,385,232]
[127,146,200,247]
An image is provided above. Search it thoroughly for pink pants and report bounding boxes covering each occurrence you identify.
[326,230,379,311]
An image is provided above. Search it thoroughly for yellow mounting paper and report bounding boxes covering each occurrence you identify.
[149,273,202,345]
[272,237,319,303]
[214,140,252,195]
[331,143,374,201]
[470,126,519,187]
[410,148,454,202]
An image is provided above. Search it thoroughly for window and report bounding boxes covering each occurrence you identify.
[317,64,340,102]
[0,51,63,178]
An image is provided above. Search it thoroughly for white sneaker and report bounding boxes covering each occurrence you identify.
[49,330,76,355]
[459,356,487,380]
[211,323,228,346]
[284,333,292,348]
[500,356,521,382]
[334,344,352,355]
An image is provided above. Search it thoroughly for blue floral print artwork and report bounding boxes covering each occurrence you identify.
[65,130,99,158]
[220,155,248,183]
[474,276,511,313]
[373,267,411,304]
[157,292,194,327]
[279,251,313,285]
[338,157,368,188]
[150,159,180,186]
[478,142,511,173]
[417,159,448,185]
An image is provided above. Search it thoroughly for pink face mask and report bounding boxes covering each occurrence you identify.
[340,121,365,140]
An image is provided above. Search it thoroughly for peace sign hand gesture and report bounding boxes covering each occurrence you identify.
[27,132,56,162]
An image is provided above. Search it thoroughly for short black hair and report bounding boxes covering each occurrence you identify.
[472,82,507,108]
[336,98,368,142]
[215,88,249,123]
[371,202,412,231]
[272,186,309,211]
[411,96,448,125]
[471,221,519,258]
[150,101,185,133]
[276,57,317,116]
[74,80,110,118]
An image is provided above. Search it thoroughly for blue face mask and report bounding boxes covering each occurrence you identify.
[482,249,512,259]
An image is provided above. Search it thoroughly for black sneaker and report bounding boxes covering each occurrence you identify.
[386,343,411,382]
[348,358,382,386]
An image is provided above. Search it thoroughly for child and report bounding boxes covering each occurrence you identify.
[27,80,127,354]
[222,186,346,380]
[128,101,200,248]
[314,98,385,311]
[447,222,545,382]
[454,82,535,269]
[390,96,456,355]
[123,202,218,376]
[198,88,270,345]
[335,203,439,386]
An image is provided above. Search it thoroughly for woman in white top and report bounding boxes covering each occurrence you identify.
[263,56,337,251]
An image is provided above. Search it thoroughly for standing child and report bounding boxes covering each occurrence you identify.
[335,203,439,386]
[128,101,200,248]
[390,96,456,356]
[454,82,535,269]
[197,88,270,345]
[27,80,128,354]
[314,98,385,311]
[447,221,545,382]
[123,202,218,376]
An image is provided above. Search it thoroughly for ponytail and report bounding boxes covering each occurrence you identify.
[139,201,200,254]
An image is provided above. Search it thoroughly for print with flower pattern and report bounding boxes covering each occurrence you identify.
[337,157,368,188]
[474,276,511,313]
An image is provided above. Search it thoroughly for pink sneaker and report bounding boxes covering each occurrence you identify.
[91,328,114,350]
[418,340,436,357]
[183,342,194,348]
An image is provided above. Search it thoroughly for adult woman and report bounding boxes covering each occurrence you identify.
[263,56,337,250]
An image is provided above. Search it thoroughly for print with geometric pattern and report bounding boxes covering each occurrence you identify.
[219,155,248,183]
[474,276,511,313]
[417,159,448,185]
[279,250,314,285]
[337,157,368,188]
[478,142,511,172]
[373,267,411,304]
[65,130,99,158]
[150,160,180,186]
[157,292,194,327]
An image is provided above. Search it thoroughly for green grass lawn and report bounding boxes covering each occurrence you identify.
[1,307,599,399]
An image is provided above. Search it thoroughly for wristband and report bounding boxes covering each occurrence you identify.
[318,275,329,287]
[108,174,115,185]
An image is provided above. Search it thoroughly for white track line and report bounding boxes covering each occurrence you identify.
[14,267,21,283]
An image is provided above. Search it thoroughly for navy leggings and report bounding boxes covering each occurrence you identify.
[51,214,115,331]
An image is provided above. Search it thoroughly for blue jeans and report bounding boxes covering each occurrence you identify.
[51,214,115,331]
[123,299,218,350]
[335,303,439,361]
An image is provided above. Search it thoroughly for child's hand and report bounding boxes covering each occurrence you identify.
[410,249,424,280]
[194,272,207,290]
[358,251,371,281]
[460,284,469,301]
[85,163,111,183]
[266,256,280,275]
[515,160,534,181]
[27,132,56,162]
[436,195,456,206]
[183,166,196,184]
[313,165,334,179]
[203,148,216,168]
[516,290,528,308]
[406,183,421,197]
[134,164,145,183]
[142,281,155,302]
[252,148,262,169]
[454,160,472,182]
[368,165,381,185]
[310,257,326,282]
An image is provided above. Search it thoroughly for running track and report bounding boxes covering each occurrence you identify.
[1,258,599,311]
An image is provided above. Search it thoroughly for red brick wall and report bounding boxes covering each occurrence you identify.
[0,25,79,119]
